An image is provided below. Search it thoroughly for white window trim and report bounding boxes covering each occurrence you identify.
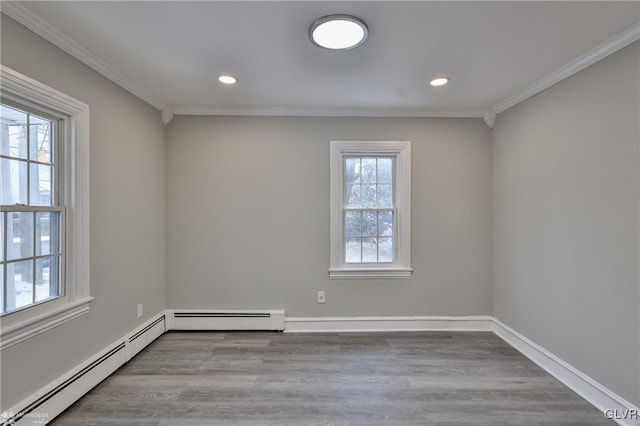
[0,65,91,350]
[329,140,412,279]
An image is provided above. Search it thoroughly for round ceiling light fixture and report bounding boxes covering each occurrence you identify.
[218,75,237,85]
[430,77,449,87]
[309,15,368,50]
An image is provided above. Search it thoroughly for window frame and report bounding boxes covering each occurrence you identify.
[1,101,64,315]
[329,140,412,279]
[0,65,91,350]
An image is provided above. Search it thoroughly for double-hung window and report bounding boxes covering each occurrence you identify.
[1,103,62,313]
[0,65,90,350]
[329,141,412,279]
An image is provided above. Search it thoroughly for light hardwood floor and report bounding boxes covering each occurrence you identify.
[52,331,612,425]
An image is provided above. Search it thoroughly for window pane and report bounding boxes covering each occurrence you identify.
[7,212,34,260]
[0,213,4,261]
[0,105,28,159]
[345,158,360,185]
[334,143,409,273]
[0,158,28,205]
[379,237,393,262]
[29,116,52,163]
[7,259,33,311]
[35,256,59,302]
[361,184,376,208]
[362,237,377,262]
[345,184,361,208]
[362,211,377,237]
[377,184,392,208]
[345,211,361,237]
[30,164,53,206]
[36,212,60,255]
[361,158,376,183]
[379,211,394,236]
[345,238,361,263]
[377,158,392,183]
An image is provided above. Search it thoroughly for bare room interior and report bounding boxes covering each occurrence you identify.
[0,1,639,425]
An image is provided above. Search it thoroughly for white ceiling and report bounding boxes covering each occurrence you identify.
[5,1,640,117]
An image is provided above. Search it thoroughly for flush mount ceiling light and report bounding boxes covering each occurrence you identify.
[218,75,237,85]
[430,77,449,87]
[309,15,368,50]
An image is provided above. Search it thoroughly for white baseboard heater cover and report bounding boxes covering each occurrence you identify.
[2,314,166,426]
[172,310,285,331]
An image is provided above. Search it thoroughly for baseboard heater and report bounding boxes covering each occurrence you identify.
[172,310,285,331]
[2,314,166,426]
[0,343,125,426]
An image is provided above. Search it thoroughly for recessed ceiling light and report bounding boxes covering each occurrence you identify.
[430,77,449,87]
[309,15,368,50]
[218,75,237,85]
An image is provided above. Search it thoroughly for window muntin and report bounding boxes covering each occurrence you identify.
[329,140,411,279]
[344,156,395,263]
[0,103,63,315]
[0,65,91,350]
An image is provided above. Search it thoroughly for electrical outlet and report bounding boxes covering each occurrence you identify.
[317,291,325,304]
[137,303,143,319]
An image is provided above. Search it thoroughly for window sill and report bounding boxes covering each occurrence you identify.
[329,267,413,279]
[0,297,93,350]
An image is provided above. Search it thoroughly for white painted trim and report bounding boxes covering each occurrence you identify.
[2,1,637,121]
[492,318,640,426]
[285,315,640,423]
[164,309,176,331]
[4,0,638,121]
[0,1,168,113]
[328,268,413,279]
[483,108,496,129]
[493,22,640,114]
[171,309,285,331]
[2,311,166,426]
[0,297,92,351]
[171,106,485,118]
[3,312,638,425]
[329,141,412,279]
[1,65,91,350]
[161,107,174,125]
[284,316,494,333]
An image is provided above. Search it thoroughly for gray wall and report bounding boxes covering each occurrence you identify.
[493,41,640,405]
[166,116,493,316]
[1,15,167,409]
[4,5,637,415]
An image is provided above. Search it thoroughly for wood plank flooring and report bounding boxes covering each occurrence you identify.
[51,331,613,425]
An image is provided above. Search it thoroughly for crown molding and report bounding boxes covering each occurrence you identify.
[3,2,637,120]
[493,22,640,114]
[2,2,482,120]
[483,108,496,129]
[171,106,485,118]
[161,107,174,125]
[1,2,168,113]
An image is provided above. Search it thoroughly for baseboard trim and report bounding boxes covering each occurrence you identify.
[284,315,494,333]
[4,313,638,426]
[3,312,166,426]
[492,318,640,426]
